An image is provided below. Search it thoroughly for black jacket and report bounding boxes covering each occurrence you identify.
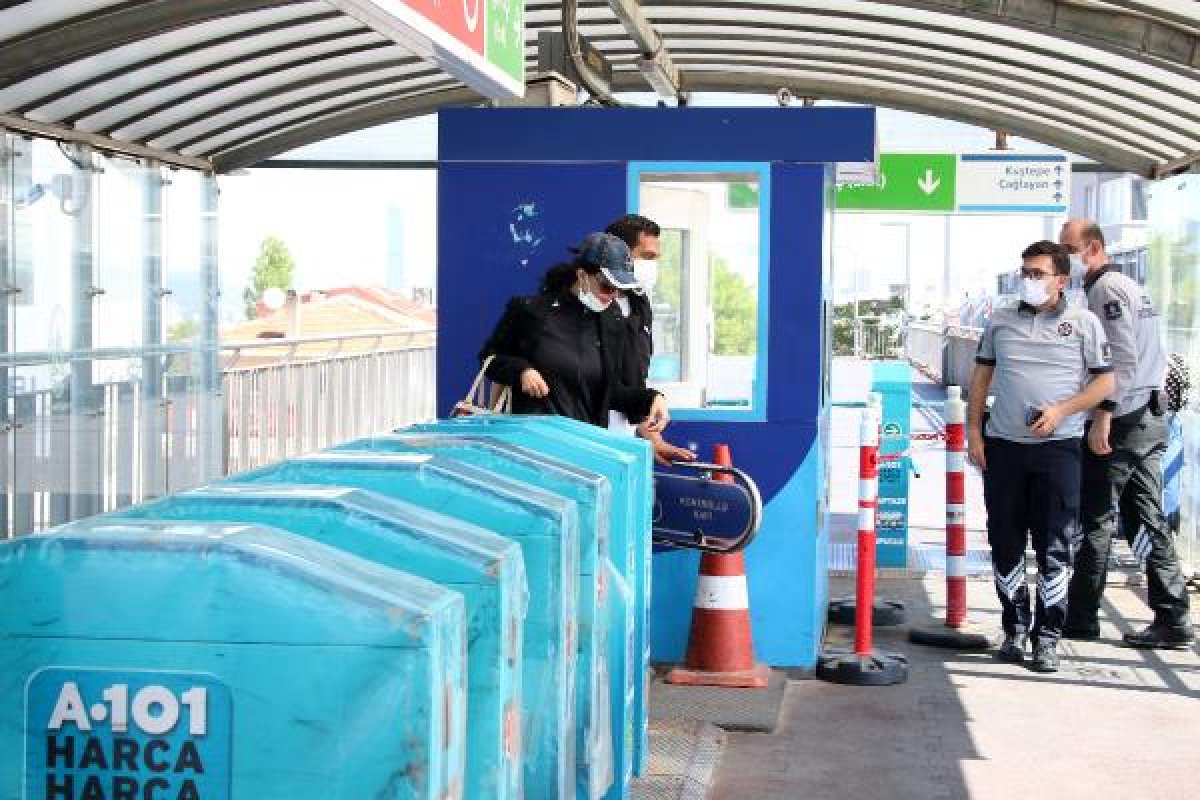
[480,290,660,427]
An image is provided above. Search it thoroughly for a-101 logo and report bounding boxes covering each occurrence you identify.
[26,669,231,800]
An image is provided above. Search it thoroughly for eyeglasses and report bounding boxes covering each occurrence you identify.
[1019,268,1055,280]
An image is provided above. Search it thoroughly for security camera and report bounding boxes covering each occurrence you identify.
[776,87,793,107]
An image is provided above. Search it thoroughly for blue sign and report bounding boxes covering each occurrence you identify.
[26,669,232,800]
[652,473,757,549]
[872,362,912,568]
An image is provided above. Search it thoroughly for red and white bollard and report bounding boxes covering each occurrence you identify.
[818,394,909,686]
[945,385,968,628]
[909,385,993,650]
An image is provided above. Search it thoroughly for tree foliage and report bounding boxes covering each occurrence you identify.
[244,235,296,319]
[711,258,757,355]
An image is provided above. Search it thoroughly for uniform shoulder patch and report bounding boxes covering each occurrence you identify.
[1103,300,1122,320]
[1057,321,1073,337]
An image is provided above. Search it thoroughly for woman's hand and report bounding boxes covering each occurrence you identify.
[520,368,549,398]
[641,394,670,433]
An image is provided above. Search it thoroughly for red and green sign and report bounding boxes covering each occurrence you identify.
[332,1,524,98]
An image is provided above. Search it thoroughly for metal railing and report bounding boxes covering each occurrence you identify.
[1,329,436,536]
[221,329,436,474]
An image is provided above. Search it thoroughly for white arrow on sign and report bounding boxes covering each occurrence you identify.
[917,169,941,195]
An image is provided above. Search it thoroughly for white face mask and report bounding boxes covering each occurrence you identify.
[1020,276,1053,307]
[632,258,658,295]
[1068,254,1086,280]
[577,274,613,313]
[615,295,631,317]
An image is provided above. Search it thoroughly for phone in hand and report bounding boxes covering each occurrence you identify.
[1025,407,1044,427]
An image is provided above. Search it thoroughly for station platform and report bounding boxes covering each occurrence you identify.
[704,359,1199,799]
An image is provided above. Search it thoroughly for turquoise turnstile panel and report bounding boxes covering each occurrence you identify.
[0,522,465,800]
[406,416,648,792]
[334,432,615,800]
[223,453,579,800]
[113,484,525,800]
[527,416,654,776]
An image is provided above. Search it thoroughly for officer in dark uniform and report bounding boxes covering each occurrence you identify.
[1060,220,1194,648]
[967,240,1114,672]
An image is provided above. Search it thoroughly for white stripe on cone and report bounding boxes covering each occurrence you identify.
[947,451,966,471]
[693,574,750,610]
[858,477,878,498]
[858,506,876,533]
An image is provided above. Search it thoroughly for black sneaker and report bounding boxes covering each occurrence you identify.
[1123,624,1195,650]
[996,632,1027,664]
[1062,623,1101,641]
[1030,642,1060,673]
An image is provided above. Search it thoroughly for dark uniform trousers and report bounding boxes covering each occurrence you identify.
[983,437,1081,644]
[1066,407,1191,628]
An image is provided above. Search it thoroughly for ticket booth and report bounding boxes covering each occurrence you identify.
[437,107,876,667]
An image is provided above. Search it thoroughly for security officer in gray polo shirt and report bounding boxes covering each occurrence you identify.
[1060,219,1194,648]
[967,240,1114,672]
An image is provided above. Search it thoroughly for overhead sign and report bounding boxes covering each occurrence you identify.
[837,153,957,212]
[836,152,1070,214]
[957,153,1069,212]
[328,0,525,99]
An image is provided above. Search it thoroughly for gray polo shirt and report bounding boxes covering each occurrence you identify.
[976,297,1113,443]
[1084,266,1166,417]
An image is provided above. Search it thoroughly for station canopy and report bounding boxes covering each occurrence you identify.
[2,1,1199,177]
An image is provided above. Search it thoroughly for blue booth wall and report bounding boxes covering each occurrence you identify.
[438,108,875,667]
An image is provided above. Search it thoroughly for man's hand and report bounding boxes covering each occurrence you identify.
[967,430,987,471]
[519,368,549,398]
[641,394,670,433]
[1088,415,1113,455]
[1029,404,1066,437]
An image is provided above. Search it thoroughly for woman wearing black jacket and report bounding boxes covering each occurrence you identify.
[479,232,669,431]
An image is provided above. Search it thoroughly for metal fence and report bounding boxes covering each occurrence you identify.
[221,329,436,475]
[1,330,436,537]
[904,322,982,389]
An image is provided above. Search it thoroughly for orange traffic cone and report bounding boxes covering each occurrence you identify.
[666,444,771,689]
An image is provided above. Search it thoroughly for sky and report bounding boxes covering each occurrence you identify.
[215,95,1082,324]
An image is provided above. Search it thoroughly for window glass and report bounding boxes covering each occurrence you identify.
[634,168,766,415]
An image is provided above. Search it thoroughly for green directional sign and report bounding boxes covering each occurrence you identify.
[836,153,957,212]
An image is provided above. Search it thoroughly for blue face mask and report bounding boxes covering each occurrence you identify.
[1020,276,1051,307]
[1069,254,1086,280]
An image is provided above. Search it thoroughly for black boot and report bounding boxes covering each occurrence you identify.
[997,631,1028,663]
[1030,641,1060,673]
[1123,623,1195,650]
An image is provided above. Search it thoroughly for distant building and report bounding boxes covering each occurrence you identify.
[222,286,435,368]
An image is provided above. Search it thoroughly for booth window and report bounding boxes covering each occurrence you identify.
[629,163,769,420]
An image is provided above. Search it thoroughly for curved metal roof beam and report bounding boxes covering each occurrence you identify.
[0,0,318,87]
[576,2,1200,98]
[40,23,376,122]
[643,24,1200,116]
[610,0,1200,78]
[100,49,417,140]
[210,86,482,171]
[146,63,442,149]
[8,10,355,115]
[650,58,1178,161]
[589,40,1200,151]
[527,7,1200,109]
[177,73,454,154]
[881,0,1200,71]
[607,69,1160,174]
